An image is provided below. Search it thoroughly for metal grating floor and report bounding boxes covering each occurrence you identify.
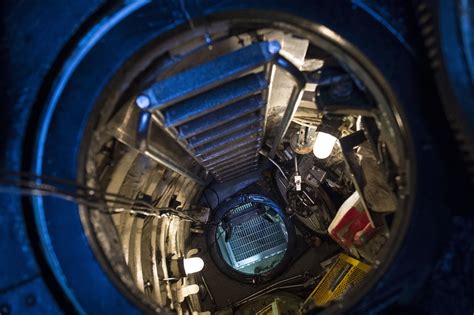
[221,202,288,269]
[230,217,287,263]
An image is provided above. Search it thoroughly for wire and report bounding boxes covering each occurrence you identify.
[0,172,203,222]
[0,171,157,211]
[0,185,161,217]
[207,187,220,206]
[293,117,320,128]
[294,155,299,175]
[233,274,306,307]
[201,182,220,209]
[200,228,224,257]
[1,178,155,213]
[259,151,289,181]
[208,229,224,250]
[200,275,216,310]
[203,190,212,207]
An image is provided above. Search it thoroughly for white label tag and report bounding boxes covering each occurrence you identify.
[295,175,302,191]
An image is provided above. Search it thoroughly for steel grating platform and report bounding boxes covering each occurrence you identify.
[218,202,288,270]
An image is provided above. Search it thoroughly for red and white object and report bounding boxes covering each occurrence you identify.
[328,191,375,255]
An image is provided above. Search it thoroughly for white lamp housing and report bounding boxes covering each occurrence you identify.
[313,131,337,159]
[182,257,204,275]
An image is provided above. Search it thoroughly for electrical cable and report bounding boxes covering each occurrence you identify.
[0,178,141,209]
[207,229,224,250]
[293,117,320,128]
[203,190,212,207]
[0,185,164,217]
[233,274,306,307]
[202,182,220,209]
[207,187,220,206]
[0,172,205,223]
[259,151,289,181]
[0,170,157,211]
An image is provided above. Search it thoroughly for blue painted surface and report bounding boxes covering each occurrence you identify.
[145,41,280,109]
[163,73,268,127]
[31,2,153,313]
[0,277,61,315]
[0,0,471,313]
[188,114,262,148]
[178,96,265,139]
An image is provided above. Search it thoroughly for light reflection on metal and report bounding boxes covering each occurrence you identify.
[269,55,307,158]
[136,40,312,182]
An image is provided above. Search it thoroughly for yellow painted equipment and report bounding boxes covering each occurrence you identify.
[301,253,370,309]
[256,298,281,315]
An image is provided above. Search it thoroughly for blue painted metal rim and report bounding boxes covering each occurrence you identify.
[24,1,435,313]
[31,1,150,314]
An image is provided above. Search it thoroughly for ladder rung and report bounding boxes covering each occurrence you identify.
[144,41,280,109]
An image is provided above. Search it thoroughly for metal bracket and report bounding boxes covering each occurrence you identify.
[339,130,376,227]
[268,55,307,158]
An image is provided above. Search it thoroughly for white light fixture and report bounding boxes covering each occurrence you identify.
[182,257,204,275]
[313,131,337,159]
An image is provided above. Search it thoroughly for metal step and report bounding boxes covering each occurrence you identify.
[141,41,280,110]
[163,73,267,127]
[208,155,258,172]
[139,41,282,182]
[198,137,262,162]
[194,126,263,157]
[203,146,259,168]
[217,166,260,182]
[210,156,259,174]
[177,96,265,140]
[187,114,262,148]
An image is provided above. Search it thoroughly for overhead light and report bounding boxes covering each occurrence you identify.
[182,257,205,275]
[313,131,338,159]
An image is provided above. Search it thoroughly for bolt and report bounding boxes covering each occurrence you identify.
[422,143,432,151]
[204,33,213,50]
[144,280,153,292]
[25,294,36,306]
[0,304,10,315]
[136,95,151,109]
[268,40,281,54]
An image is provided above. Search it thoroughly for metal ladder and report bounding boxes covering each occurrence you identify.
[136,40,305,183]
